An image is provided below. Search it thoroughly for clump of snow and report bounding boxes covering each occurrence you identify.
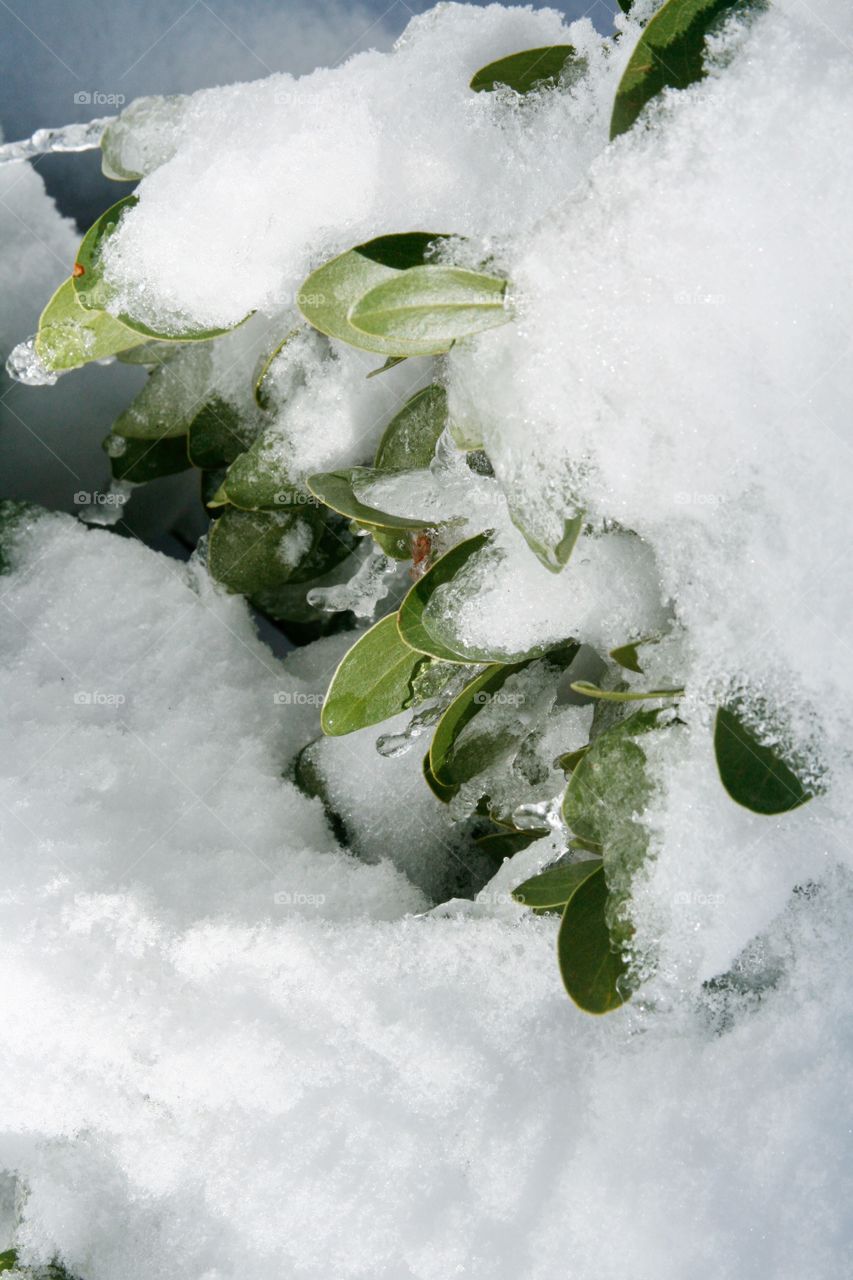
[98,5,615,333]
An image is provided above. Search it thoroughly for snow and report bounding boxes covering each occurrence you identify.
[2,0,853,1275]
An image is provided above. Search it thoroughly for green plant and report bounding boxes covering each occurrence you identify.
[21,0,817,1014]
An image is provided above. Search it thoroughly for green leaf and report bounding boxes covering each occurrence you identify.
[321,613,425,735]
[509,504,584,573]
[714,704,814,815]
[474,830,541,862]
[610,0,765,140]
[74,196,240,341]
[397,532,492,663]
[366,355,408,379]
[470,45,582,94]
[349,265,510,350]
[306,468,433,531]
[110,344,217,440]
[563,708,664,849]
[513,857,602,909]
[430,645,578,786]
[429,662,524,785]
[104,433,190,483]
[115,338,189,365]
[297,232,451,356]
[374,385,447,470]
[555,745,590,774]
[423,753,457,803]
[558,864,629,1014]
[187,396,259,471]
[35,278,142,371]
[609,639,650,674]
[570,680,683,702]
[216,425,304,511]
[0,1251,17,1273]
[207,507,321,599]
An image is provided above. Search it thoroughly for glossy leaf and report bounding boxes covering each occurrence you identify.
[513,857,602,909]
[430,644,578,786]
[297,232,450,356]
[570,680,683,702]
[207,507,321,598]
[187,397,259,471]
[609,639,648,674]
[474,830,541,863]
[110,345,217,440]
[374,385,448,470]
[610,0,765,140]
[563,708,664,849]
[558,864,629,1014]
[714,704,813,815]
[470,45,581,94]
[307,468,433,531]
[366,355,408,379]
[349,265,510,349]
[104,433,190,484]
[509,504,584,574]
[321,614,425,735]
[35,278,141,371]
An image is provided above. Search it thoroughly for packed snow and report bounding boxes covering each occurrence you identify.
[1,0,852,1276]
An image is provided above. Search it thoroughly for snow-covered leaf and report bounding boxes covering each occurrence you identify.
[714,704,814,815]
[469,45,582,94]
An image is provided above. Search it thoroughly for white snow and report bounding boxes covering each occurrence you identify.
[2,0,853,1275]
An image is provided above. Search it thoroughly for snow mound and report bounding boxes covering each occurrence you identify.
[0,510,851,1279]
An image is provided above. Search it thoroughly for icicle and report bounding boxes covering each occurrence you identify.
[307,545,397,619]
[5,337,58,386]
[77,480,134,528]
[0,117,113,166]
[510,797,565,832]
[376,666,475,758]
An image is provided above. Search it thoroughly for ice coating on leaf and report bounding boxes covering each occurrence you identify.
[425,526,668,660]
